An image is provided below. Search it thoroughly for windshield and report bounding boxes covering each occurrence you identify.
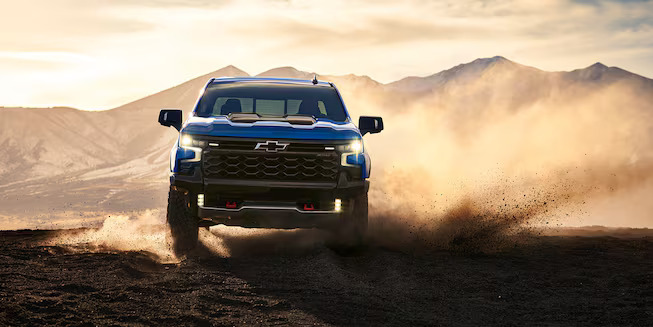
[195,83,348,122]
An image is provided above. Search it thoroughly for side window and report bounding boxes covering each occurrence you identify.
[317,101,327,115]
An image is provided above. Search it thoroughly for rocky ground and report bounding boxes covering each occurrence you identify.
[1,229,652,326]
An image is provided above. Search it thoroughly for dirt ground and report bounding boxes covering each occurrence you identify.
[1,229,652,326]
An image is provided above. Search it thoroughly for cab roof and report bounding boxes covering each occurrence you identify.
[208,77,333,87]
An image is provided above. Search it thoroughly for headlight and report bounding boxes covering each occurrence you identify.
[179,134,206,148]
[350,140,362,153]
[176,134,203,164]
[337,140,364,153]
[180,134,193,147]
[339,140,364,167]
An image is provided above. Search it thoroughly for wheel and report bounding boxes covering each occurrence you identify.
[328,192,368,253]
[166,186,199,256]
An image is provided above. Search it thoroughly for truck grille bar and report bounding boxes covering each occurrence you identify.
[202,148,340,182]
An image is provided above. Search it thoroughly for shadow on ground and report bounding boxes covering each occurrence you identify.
[0,229,652,326]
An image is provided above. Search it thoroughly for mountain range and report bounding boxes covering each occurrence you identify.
[1,56,652,229]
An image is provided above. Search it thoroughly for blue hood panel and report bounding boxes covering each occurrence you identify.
[181,117,362,141]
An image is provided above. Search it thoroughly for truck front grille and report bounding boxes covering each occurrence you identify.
[202,149,340,182]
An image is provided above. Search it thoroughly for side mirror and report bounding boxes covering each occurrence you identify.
[359,116,383,136]
[159,109,183,131]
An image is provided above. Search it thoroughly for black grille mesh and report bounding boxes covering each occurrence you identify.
[203,149,339,182]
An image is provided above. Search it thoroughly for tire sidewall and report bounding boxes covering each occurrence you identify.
[166,186,199,256]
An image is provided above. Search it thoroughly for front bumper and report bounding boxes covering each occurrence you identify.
[198,206,343,229]
[171,169,367,226]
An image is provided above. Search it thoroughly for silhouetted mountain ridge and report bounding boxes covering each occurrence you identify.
[1,56,652,200]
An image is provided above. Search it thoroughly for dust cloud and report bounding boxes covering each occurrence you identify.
[359,79,653,251]
[45,210,179,263]
[45,73,653,257]
[45,210,327,262]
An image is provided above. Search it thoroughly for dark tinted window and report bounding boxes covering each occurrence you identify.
[196,83,347,122]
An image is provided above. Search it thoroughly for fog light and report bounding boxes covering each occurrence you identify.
[335,199,342,212]
[197,194,204,207]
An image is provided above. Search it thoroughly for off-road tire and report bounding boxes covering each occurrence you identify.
[167,186,199,256]
[328,192,368,253]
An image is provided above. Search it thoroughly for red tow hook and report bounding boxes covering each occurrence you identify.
[226,201,238,209]
[303,203,315,211]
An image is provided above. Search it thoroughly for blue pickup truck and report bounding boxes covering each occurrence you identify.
[158,76,383,254]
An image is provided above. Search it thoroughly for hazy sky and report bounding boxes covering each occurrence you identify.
[1,0,652,109]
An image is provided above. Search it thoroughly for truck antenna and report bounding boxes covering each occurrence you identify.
[312,74,318,85]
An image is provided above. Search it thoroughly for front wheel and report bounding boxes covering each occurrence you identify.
[166,186,199,256]
[328,192,368,252]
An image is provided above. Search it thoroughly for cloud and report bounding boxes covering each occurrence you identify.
[0,1,154,52]
[109,0,231,8]
[572,0,652,5]
[0,0,653,108]
[230,16,493,50]
[0,51,94,64]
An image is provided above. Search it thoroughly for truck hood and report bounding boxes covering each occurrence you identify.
[181,116,362,140]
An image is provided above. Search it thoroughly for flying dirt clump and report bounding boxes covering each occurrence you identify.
[367,177,572,254]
